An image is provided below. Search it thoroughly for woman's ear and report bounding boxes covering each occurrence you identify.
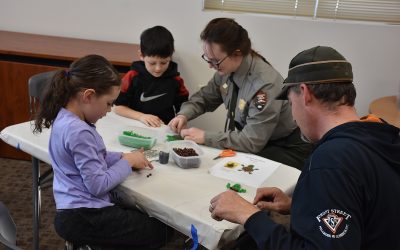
[232,49,242,57]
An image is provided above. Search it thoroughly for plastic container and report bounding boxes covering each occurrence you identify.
[167,140,204,169]
[118,129,157,149]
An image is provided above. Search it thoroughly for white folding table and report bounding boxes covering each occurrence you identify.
[0,111,300,249]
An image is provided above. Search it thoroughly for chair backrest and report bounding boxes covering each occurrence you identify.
[28,70,57,115]
[0,201,22,250]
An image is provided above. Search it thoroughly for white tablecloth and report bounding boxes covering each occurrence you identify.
[1,111,300,249]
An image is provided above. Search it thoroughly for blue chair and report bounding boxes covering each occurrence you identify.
[0,201,22,250]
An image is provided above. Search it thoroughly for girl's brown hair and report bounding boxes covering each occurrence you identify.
[33,54,120,133]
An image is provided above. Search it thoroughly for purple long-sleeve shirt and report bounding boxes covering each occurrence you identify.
[49,108,132,209]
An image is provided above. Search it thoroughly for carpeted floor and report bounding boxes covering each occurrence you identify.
[0,157,290,250]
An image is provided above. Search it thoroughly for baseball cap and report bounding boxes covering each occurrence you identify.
[276,46,353,100]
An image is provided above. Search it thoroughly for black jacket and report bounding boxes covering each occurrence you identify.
[114,61,189,124]
[245,117,400,249]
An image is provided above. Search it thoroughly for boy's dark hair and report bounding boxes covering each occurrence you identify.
[33,54,121,133]
[140,26,174,58]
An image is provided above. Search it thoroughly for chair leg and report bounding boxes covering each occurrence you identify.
[32,157,40,250]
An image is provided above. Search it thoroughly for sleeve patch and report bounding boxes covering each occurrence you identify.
[316,209,352,239]
[253,90,267,111]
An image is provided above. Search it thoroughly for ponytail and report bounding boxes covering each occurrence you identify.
[33,70,73,133]
[33,54,121,133]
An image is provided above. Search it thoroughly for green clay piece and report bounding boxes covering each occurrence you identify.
[226,182,246,193]
[123,131,151,139]
[166,134,183,141]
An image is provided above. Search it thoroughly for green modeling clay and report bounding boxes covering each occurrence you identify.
[166,134,183,141]
[123,131,151,139]
[226,182,246,193]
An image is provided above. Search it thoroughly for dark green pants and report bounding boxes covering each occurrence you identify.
[256,127,312,170]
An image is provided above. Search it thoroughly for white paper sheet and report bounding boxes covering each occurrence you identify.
[209,153,280,188]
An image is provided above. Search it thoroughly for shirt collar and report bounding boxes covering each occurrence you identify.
[230,54,253,88]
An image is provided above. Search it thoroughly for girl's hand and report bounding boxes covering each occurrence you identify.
[122,148,153,170]
[139,114,163,127]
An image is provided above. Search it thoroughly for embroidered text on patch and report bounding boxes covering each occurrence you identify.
[316,209,351,239]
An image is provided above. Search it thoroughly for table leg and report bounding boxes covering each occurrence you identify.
[32,156,40,250]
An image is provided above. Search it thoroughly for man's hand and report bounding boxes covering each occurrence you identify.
[180,127,205,144]
[139,114,163,127]
[122,148,153,170]
[253,187,291,215]
[209,190,260,225]
[168,115,188,133]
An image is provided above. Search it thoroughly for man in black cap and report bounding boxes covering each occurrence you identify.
[209,46,400,249]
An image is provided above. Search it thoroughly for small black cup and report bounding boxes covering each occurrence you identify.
[159,151,169,164]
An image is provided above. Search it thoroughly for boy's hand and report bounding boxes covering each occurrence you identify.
[122,148,153,170]
[139,114,163,127]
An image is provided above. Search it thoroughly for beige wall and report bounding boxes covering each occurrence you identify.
[1,0,399,130]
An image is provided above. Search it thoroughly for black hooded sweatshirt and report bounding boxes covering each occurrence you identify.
[244,116,400,250]
[114,61,189,124]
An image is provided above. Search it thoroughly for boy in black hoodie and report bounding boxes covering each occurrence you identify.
[209,46,400,250]
[114,26,189,127]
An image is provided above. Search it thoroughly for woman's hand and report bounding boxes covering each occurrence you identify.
[180,127,205,144]
[168,115,188,133]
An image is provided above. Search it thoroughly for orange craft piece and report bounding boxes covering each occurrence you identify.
[213,149,236,160]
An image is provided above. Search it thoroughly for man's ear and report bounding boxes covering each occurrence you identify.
[138,50,144,61]
[82,89,96,103]
[300,84,313,105]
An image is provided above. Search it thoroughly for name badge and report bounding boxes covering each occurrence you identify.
[239,99,246,111]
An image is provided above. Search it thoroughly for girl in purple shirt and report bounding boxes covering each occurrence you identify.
[33,55,172,249]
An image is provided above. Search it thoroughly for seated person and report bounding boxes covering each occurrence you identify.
[114,25,189,127]
[33,54,172,249]
[209,46,400,250]
[169,18,311,170]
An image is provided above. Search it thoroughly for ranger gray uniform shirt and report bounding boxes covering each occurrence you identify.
[178,54,296,153]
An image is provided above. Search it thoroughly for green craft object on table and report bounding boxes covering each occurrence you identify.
[123,131,151,139]
[226,182,246,193]
[166,134,183,141]
[118,131,156,150]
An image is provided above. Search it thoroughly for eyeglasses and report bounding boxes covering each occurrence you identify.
[201,54,229,69]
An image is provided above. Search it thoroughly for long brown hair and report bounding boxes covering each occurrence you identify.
[200,17,269,64]
[33,54,120,133]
